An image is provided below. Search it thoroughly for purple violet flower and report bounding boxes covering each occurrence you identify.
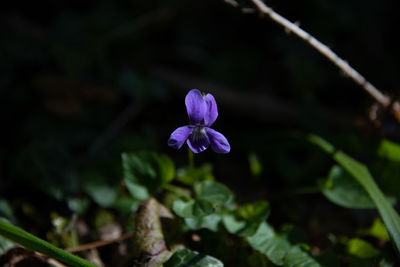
[168,89,231,154]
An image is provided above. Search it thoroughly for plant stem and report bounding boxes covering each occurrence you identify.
[0,219,98,267]
[188,147,194,170]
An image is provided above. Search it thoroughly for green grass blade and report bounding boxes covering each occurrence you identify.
[0,219,98,267]
[309,134,400,253]
[334,151,400,253]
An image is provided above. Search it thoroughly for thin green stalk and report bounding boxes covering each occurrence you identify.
[188,147,194,170]
[0,219,98,267]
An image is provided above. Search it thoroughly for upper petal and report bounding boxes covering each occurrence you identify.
[187,128,210,153]
[207,128,230,154]
[168,126,193,149]
[204,93,218,126]
[185,89,206,125]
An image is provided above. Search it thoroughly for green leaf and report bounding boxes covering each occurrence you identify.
[164,248,223,267]
[156,154,175,184]
[0,200,15,222]
[125,179,150,201]
[346,238,380,259]
[284,246,321,267]
[237,201,270,237]
[176,164,214,186]
[310,135,400,253]
[173,181,233,220]
[247,223,320,266]
[172,199,215,218]
[222,214,246,234]
[184,214,222,232]
[0,235,14,254]
[247,223,290,265]
[249,153,263,176]
[122,152,175,200]
[223,201,270,237]
[367,218,390,241]
[83,183,118,208]
[321,165,376,209]
[67,197,89,215]
[378,140,400,162]
[113,197,141,215]
[194,181,233,206]
[0,219,98,267]
[334,151,400,252]
[308,134,335,154]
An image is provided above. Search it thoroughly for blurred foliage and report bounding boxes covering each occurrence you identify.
[1,0,400,265]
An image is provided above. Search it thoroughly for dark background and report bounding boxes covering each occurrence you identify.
[1,0,400,264]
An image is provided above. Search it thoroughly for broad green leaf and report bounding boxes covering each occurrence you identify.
[172,199,215,218]
[222,214,246,234]
[0,200,15,222]
[194,181,233,206]
[0,235,14,254]
[284,246,321,267]
[247,223,290,265]
[173,199,195,218]
[67,197,89,215]
[310,134,400,253]
[247,223,320,266]
[112,197,141,215]
[173,181,233,221]
[223,201,270,237]
[237,201,270,237]
[164,248,223,267]
[0,219,98,267]
[321,166,376,209]
[176,164,215,186]
[122,152,175,200]
[184,214,222,231]
[156,154,175,184]
[83,183,117,208]
[368,218,389,241]
[125,179,149,201]
[346,238,380,259]
[359,218,390,241]
[192,200,215,217]
[378,140,400,162]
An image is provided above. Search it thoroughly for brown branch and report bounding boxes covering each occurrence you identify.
[225,0,400,122]
[65,232,134,253]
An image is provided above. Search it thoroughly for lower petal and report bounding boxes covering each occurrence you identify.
[168,126,193,149]
[187,130,210,153]
[207,128,230,154]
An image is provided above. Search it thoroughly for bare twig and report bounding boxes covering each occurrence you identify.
[226,0,400,121]
[224,0,255,13]
[65,232,134,253]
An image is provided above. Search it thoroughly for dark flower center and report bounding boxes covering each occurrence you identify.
[191,126,207,142]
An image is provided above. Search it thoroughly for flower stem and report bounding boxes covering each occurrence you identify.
[188,147,194,170]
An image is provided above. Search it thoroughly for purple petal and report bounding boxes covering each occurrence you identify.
[168,126,193,149]
[185,89,206,125]
[187,127,210,153]
[207,128,230,154]
[204,93,218,126]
